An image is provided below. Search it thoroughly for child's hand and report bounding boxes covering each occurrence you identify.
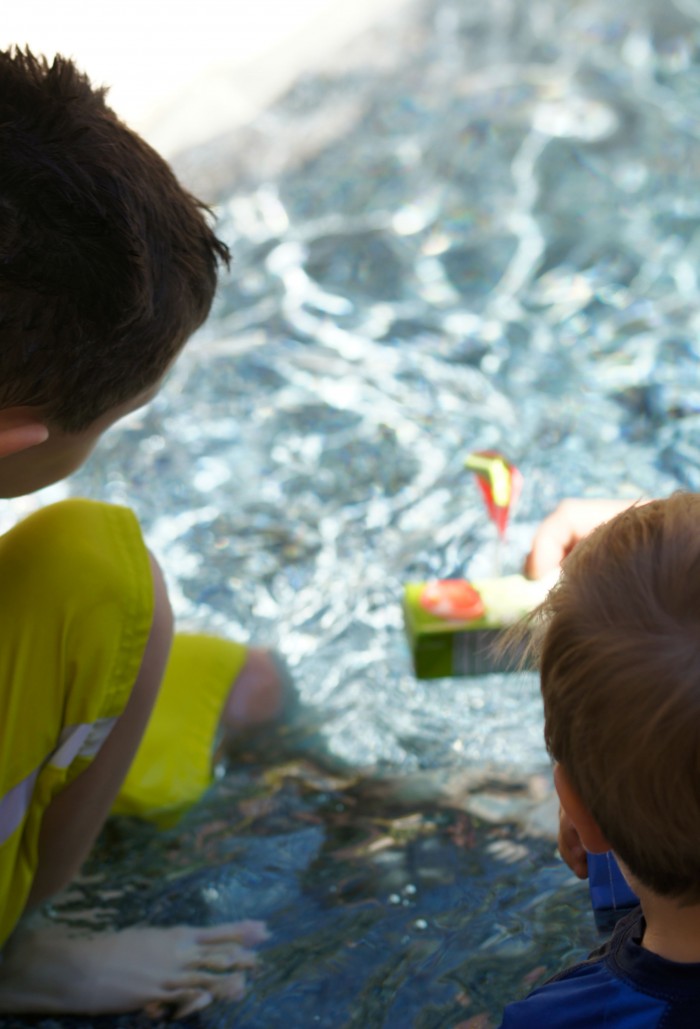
[524,499,636,579]
[558,807,588,879]
[0,919,270,1018]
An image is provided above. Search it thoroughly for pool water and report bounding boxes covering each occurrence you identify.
[7,0,700,1023]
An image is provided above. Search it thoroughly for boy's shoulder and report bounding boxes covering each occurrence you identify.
[498,908,700,1029]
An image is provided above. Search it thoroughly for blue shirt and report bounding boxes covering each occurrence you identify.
[499,909,700,1028]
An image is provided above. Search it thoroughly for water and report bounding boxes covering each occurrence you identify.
[6,0,700,1023]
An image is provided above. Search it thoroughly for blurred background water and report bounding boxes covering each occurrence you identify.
[6,0,700,1025]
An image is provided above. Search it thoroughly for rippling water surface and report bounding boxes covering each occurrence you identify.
[8,0,700,1024]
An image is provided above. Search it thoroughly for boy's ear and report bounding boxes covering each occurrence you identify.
[554,763,612,854]
[0,408,49,457]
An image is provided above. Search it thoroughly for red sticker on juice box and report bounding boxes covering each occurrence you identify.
[419,579,485,621]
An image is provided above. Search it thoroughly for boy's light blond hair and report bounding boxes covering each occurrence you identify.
[530,492,700,902]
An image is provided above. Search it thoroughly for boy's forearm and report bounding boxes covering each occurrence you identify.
[26,554,172,909]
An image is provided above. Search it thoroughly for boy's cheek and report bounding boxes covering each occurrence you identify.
[558,808,589,879]
[0,435,99,497]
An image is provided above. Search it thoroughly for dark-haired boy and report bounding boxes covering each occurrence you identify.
[499,493,700,1028]
[0,47,284,1018]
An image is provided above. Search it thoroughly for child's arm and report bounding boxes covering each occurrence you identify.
[0,552,268,1018]
[525,499,639,578]
[26,552,172,907]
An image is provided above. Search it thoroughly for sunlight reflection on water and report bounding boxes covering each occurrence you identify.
[8,0,700,1024]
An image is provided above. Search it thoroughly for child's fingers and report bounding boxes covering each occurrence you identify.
[175,971,247,1009]
[189,945,259,972]
[525,508,576,579]
[171,990,215,1020]
[195,920,269,946]
[150,968,250,1019]
[525,499,637,580]
[144,989,213,1021]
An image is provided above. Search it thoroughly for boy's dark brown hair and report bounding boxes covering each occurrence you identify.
[0,47,230,431]
[526,492,700,903]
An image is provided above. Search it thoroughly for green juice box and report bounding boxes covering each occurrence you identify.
[403,575,553,679]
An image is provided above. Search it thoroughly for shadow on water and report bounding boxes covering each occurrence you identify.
[2,728,596,1029]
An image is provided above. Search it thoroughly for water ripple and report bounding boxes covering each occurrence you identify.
[8,2,700,1020]
[51,0,700,777]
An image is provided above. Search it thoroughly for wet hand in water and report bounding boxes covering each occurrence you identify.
[0,919,269,1019]
[524,498,637,579]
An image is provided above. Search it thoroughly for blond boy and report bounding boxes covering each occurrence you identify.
[500,493,700,1027]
